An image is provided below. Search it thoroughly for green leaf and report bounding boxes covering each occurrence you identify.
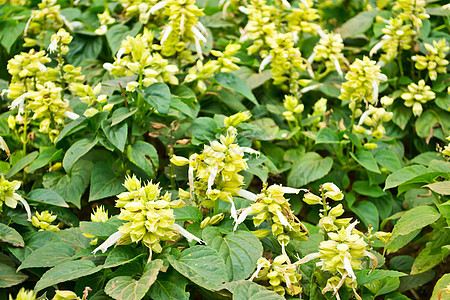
[351,201,379,231]
[55,117,88,144]
[43,160,93,208]
[66,36,103,66]
[27,188,69,207]
[392,104,412,130]
[149,268,190,300]
[63,138,97,172]
[127,141,159,179]
[0,223,24,247]
[410,152,443,166]
[7,151,38,178]
[189,117,218,143]
[388,205,440,250]
[225,280,285,300]
[101,120,128,152]
[106,23,142,55]
[350,150,380,174]
[415,110,440,140]
[374,149,402,172]
[365,277,400,296]
[340,10,377,39]
[35,260,103,292]
[174,206,203,222]
[356,269,406,285]
[215,72,258,105]
[105,259,163,300]
[0,263,27,288]
[205,229,263,281]
[386,229,421,253]
[431,274,450,300]
[27,146,63,173]
[0,20,26,53]
[103,246,139,269]
[424,181,450,195]
[89,161,126,201]
[287,152,333,187]
[411,243,449,275]
[79,217,124,239]
[352,181,386,198]
[315,127,340,144]
[168,245,228,291]
[138,83,171,114]
[384,165,429,190]
[18,242,75,270]
[111,107,138,126]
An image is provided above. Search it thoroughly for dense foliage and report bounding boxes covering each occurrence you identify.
[0,0,449,299]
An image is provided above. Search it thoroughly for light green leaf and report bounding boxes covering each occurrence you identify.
[106,23,142,55]
[215,72,258,105]
[206,229,263,281]
[386,229,421,253]
[168,245,228,291]
[27,146,63,174]
[0,263,27,288]
[7,151,38,178]
[89,161,126,201]
[55,117,88,144]
[365,277,400,296]
[35,260,103,292]
[351,201,379,231]
[315,127,340,144]
[287,152,333,187]
[415,110,439,140]
[43,160,93,208]
[79,217,124,239]
[105,259,163,300]
[27,189,69,207]
[127,141,159,179]
[340,10,377,39]
[225,280,284,300]
[424,181,450,195]
[431,274,450,300]
[103,246,140,269]
[63,138,97,172]
[0,223,24,247]
[356,269,406,285]
[102,120,128,152]
[350,150,380,174]
[18,242,75,270]
[352,181,386,198]
[111,107,138,126]
[374,149,402,172]
[0,21,26,53]
[174,206,203,222]
[385,165,429,190]
[411,242,449,275]
[148,268,190,300]
[138,83,171,114]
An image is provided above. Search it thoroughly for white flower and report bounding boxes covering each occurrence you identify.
[237,189,258,201]
[172,223,206,244]
[149,0,168,14]
[92,231,123,254]
[18,196,31,221]
[276,209,294,231]
[207,165,219,194]
[64,111,80,120]
[234,206,253,231]
[259,54,273,73]
[343,256,356,279]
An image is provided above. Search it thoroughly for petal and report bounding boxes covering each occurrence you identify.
[65,111,80,120]
[172,224,206,244]
[237,189,258,201]
[149,1,168,14]
[279,187,308,194]
[18,196,32,221]
[259,54,272,73]
[93,231,123,254]
[276,209,294,230]
[207,165,219,193]
[234,206,253,231]
[343,256,356,279]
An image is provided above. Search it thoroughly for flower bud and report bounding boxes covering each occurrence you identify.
[303,193,321,205]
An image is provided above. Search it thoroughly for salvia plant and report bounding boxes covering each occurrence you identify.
[0,0,449,299]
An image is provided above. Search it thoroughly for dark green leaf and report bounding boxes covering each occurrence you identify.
[102,120,128,152]
[215,72,258,105]
[27,188,69,207]
[63,138,97,172]
[27,146,63,173]
[55,117,88,144]
[18,242,75,270]
[0,263,27,288]
[138,83,171,114]
[7,151,38,178]
[340,10,377,39]
[111,107,138,126]
[287,152,333,187]
[174,206,203,222]
[374,149,402,172]
[106,22,142,55]
[103,246,139,269]
[351,201,379,231]
[0,223,24,247]
[89,161,126,201]
[315,127,340,144]
[127,141,159,179]
[350,150,380,174]
[225,280,285,300]
[385,165,429,190]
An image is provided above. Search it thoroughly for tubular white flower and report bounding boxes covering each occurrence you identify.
[18,196,31,221]
[207,165,219,193]
[334,59,343,78]
[234,206,253,231]
[229,197,238,227]
[279,187,307,194]
[241,147,260,158]
[369,41,383,57]
[172,224,206,244]
[343,256,356,279]
[307,50,317,64]
[238,6,249,14]
[160,25,173,46]
[196,22,207,36]
[248,261,265,281]
[180,13,185,33]
[116,48,125,60]
[358,110,371,126]
[38,63,47,73]
[92,231,123,254]
[371,80,379,103]
[191,26,207,43]
[259,54,273,73]
[103,63,113,72]
[9,93,28,116]
[194,36,204,60]
[237,189,258,201]
[276,209,294,230]
[281,0,291,9]
[65,111,80,120]
[346,220,359,236]
[300,83,321,94]
[149,0,168,14]
[188,164,194,195]
[317,27,327,39]
[0,136,10,158]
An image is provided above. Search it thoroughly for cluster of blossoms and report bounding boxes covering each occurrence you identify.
[370,17,415,63]
[149,0,207,58]
[5,29,81,142]
[31,211,59,232]
[244,184,308,245]
[401,79,436,116]
[353,104,394,141]
[250,254,302,296]
[412,39,449,81]
[93,175,202,255]
[223,111,252,128]
[0,176,31,221]
[171,127,258,208]
[282,95,304,123]
[95,8,116,35]
[285,0,321,38]
[339,56,388,117]
[393,0,429,29]
[309,31,345,77]
[83,206,109,245]
[119,0,162,24]
[184,43,241,93]
[104,29,179,92]
[24,0,69,49]
[69,83,111,118]
[10,288,84,300]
